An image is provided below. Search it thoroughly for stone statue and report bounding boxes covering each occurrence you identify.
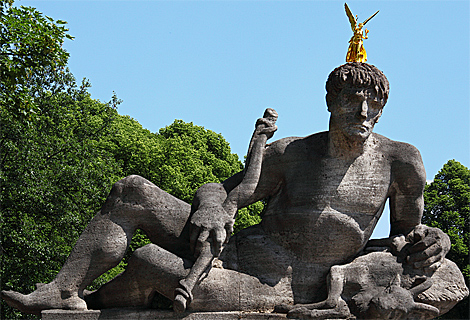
[2,63,468,319]
[345,3,379,63]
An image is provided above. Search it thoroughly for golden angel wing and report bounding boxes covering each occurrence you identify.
[344,3,356,31]
[362,10,379,26]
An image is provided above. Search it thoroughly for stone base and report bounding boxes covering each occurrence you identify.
[41,308,287,320]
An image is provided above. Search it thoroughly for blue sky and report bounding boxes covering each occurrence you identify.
[16,0,469,239]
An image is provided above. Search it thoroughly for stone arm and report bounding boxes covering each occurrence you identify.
[174,109,280,312]
[223,109,279,212]
[386,144,450,272]
[189,109,281,257]
[388,144,426,236]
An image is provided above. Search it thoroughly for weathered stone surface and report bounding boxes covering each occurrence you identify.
[42,309,287,320]
[42,310,101,320]
[3,63,468,320]
[274,231,468,320]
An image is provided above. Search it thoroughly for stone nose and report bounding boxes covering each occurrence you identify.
[356,100,368,120]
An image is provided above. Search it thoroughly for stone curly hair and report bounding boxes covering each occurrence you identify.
[325,63,390,108]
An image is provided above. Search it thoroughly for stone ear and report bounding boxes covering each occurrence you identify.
[375,109,383,122]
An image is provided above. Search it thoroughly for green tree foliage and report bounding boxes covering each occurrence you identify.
[90,117,245,290]
[99,118,242,203]
[0,2,262,318]
[157,119,242,201]
[1,79,121,319]
[2,2,111,317]
[1,3,119,318]
[423,160,469,319]
[1,1,74,125]
[233,201,263,234]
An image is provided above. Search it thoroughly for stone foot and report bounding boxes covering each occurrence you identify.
[1,282,87,315]
[274,299,336,314]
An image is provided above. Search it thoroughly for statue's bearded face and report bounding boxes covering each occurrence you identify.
[329,87,384,142]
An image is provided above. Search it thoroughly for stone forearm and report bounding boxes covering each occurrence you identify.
[192,183,229,211]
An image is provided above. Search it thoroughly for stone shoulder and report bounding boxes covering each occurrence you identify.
[266,132,423,164]
[372,133,423,164]
[265,131,328,158]
[372,133,426,186]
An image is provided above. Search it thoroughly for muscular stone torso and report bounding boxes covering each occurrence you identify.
[261,132,391,265]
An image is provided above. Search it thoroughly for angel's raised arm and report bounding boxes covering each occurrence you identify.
[362,10,379,26]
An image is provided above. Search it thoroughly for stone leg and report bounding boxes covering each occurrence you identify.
[85,244,191,309]
[1,175,192,315]
[87,241,294,313]
[274,265,351,319]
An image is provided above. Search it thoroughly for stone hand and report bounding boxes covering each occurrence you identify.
[254,112,278,140]
[406,224,451,272]
[364,234,407,255]
[275,299,350,319]
[189,204,234,257]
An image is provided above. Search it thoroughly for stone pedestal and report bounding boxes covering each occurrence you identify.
[41,308,287,320]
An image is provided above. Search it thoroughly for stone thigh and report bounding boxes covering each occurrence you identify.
[190,266,293,312]
[106,175,194,260]
[219,224,330,304]
[189,224,297,312]
[191,226,296,312]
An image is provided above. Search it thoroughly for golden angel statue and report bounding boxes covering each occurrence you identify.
[345,3,379,63]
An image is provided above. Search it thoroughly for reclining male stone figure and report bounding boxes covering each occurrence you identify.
[2,63,468,319]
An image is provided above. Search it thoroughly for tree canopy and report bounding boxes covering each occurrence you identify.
[1,2,247,318]
[99,117,242,204]
[1,1,74,125]
[1,5,119,319]
[422,159,469,319]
